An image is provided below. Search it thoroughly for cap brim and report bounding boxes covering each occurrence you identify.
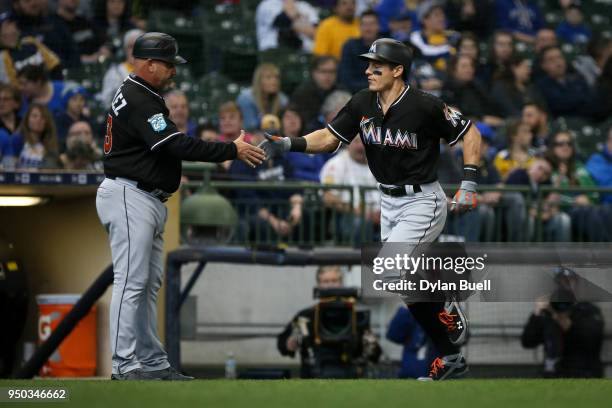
[174,55,187,64]
[359,53,387,63]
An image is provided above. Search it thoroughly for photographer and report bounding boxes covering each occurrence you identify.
[277,265,381,378]
[521,267,604,378]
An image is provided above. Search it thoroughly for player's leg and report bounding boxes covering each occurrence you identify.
[97,180,156,376]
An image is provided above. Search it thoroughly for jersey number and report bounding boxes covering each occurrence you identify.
[104,115,112,154]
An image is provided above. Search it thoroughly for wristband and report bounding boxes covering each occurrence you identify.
[288,137,307,152]
[463,164,478,182]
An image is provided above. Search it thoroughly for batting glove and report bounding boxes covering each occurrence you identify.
[258,132,291,159]
[451,180,478,212]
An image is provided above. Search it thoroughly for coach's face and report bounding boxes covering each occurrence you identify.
[150,59,176,89]
[365,61,402,91]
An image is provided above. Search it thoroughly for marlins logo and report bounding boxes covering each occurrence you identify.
[369,42,376,53]
[443,104,463,128]
[147,113,167,132]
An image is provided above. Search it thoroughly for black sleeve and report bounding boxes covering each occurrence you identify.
[131,101,183,151]
[429,96,472,146]
[327,94,361,144]
[521,313,545,348]
[277,320,296,357]
[162,133,237,162]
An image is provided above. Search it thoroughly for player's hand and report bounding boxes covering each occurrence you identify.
[258,132,291,160]
[451,180,478,213]
[234,130,265,168]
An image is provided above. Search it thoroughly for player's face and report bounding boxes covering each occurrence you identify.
[365,61,400,91]
[318,270,342,289]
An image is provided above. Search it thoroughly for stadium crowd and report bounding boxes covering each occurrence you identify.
[0,0,611,242]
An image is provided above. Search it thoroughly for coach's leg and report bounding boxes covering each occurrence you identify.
[137,203,171,372]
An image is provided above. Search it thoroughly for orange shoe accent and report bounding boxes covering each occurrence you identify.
[438,310,458,331]
[429,357,445,377]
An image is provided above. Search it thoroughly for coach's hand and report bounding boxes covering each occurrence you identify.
[258,132,291,159]
[451,180,478,212]
[234,130,265,167]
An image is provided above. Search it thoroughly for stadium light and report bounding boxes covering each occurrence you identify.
[180,162,237,244]
[0,196,49,207]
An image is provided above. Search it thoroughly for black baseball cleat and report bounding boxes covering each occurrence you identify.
[438,297,469,345]
[418,353,469,381]
[111,369,160,380]
[143,366,195,381]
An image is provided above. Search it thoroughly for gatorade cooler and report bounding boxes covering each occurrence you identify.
[36,294,97,377]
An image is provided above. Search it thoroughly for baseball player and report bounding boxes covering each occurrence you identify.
[261,38,481,380]
[96,32,265,380]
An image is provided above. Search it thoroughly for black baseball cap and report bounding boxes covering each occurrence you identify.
[132,32,187,65]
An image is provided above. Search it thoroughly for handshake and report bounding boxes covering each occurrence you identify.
[232,131,288,168]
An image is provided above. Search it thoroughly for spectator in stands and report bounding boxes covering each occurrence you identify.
[374,0,418,35]
[522,267,604,377]
[555,1,590,45]
[494,0,543,43]
[312,0,360,59]
[444,0,492,40]
[456,32,487,80]
[546,130,603,241]
[196,121,218,142]
[92,0,135,56]
[97,28,143,107]
[218,101,255,170]
[586,127,612,204]
[491,54,545,118]
[237,63,288,131]
[573,37,612,88]
[14,103,59,169]
[410,59,445,97]
[535,45,593,118]
[0,11,63,86]
[442,54,504,127]
[474,122,502,242]
[54,0,111,64]
[282,104,331,182]
[165,90,196,137]
[304,89,352,134]
[534,28,558,55]
[54,84,89,150]
[410,0,459,73]
[386,12,413,42]
[11,0,79,67]
[494,119,536,180]
[255,0,319,52]
[481,30,514,85]
[592,57,612,122]
[17,65,76,114]
[338,9,380,93]
[320,135,380,243]
[506,157,571,241]
[291,56,340,126]
[59,120,102,170]
[0,83,21,134]
[386,306,436,379]
[522,100,551,148]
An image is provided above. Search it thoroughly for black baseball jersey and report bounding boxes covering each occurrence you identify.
[327,86,472,185]
[102,74,237,193]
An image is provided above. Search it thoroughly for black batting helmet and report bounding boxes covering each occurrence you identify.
[359,38,413,76]
[133,32,187,65]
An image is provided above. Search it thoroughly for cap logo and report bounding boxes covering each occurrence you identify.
[369,43,377,53]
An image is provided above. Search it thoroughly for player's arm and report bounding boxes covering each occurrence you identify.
[452,124,482,212]
[261,128,340,157]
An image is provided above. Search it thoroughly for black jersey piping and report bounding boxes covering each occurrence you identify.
[327,123,351,144]
[114,185,131,374]
[448,120,472,146]
[417,191,438,246]
[127,76,163,100]
[151,131,182,150]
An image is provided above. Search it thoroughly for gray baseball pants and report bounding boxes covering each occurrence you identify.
[96,177,171,375]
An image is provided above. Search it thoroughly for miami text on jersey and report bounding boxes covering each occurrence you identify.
[360,117,418,149]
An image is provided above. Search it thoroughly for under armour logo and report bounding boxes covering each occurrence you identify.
[369,43,377,53]
[457,321,463,330]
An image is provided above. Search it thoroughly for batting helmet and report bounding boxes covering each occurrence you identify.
[359,38,413,75]
[133,32,187,65]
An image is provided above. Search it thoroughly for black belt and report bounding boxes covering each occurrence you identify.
[379,184,421,197]
[107,176,172,203]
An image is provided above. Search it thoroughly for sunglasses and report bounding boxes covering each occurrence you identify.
[554,140,572,147]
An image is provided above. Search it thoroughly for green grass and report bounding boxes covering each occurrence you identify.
[1,379,611,408]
